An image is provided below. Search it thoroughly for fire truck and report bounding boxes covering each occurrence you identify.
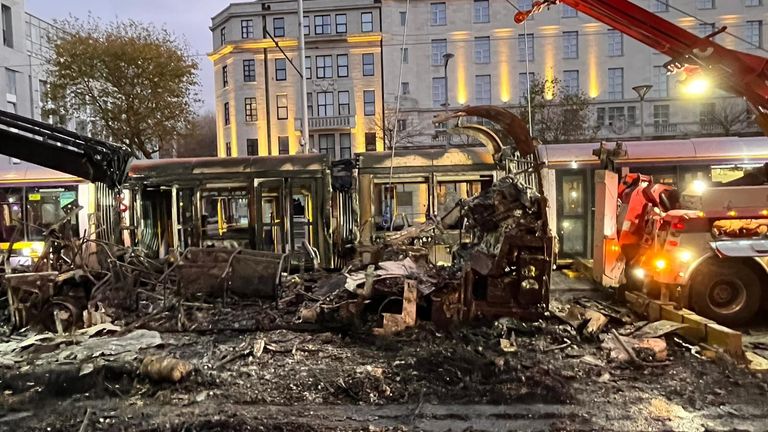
[519,1,768,325]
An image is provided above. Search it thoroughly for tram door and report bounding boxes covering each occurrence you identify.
[255,179,286,253]
[556,170,590,260]
[290,179,316,252]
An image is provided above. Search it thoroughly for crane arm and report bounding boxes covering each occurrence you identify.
[516,0,768,133]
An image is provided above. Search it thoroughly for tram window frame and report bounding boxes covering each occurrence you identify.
[200,188,251,241]
[25,187,79,241]
[0,188,24,243]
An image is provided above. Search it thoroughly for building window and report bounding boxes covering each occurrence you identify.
[273,17,285,37]
[401,47,409,64]
[222,65,229,87]
[224,102,230,126]
[397,119,408,132]
[401,82,410,95]
[317,92,334,117]
[430,2,447,26]
[474,0,490,23]
[2,4,13,48]
[243,59,256,82]
[562,5,577,17]
[431,39,448,66]
[607,68,624,100]
[474,36,491,64]
[746,0,762,6]
[336,14,347,33]
[316,55,333,78]
[651,66,669,97]
[315,15,331,35]
[318,134,336,159]
[363,90,375,116]
[277,94,288,120]
[307,92,314,117]
[241,19,254,39]
[220,27,226,45]
[303,16,310,35]
[365,132,377,151]
[432,77,446,107]
[245,97,257,122]
[518,72,534,102]
[518,33,534,62]
[340,133,352,159]
[338,91,350,115]
[627,106,637,125]
[519,0,533,10]
[5,68,17,96]
[653,104,670,125]
[39,79,48,105]
[305,56,312,79]
[700,102,716,123]
[696,0,714,9]
[650,0,668,12]
[563,31,578,59]
[225,142,232,157]
[400,11,407,26]
[563,70,579,94]
[607,106,625,125]
[246,139,258,156]
[475,75,491,104]
[747,20,763,48]
[362,53,375,76]
[337,54,349,77]
[607,29,623,56]
[361,12,374,32]
[698,22,715,37]
[278,136,289,155]
[275,58,287,81]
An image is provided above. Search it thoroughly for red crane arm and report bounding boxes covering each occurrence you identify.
[517,0,768,132]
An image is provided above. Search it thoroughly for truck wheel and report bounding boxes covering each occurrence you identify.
[690,261,761,326]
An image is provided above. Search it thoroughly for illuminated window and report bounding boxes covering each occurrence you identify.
[241,19,254,39]
[244,97,257,122]
[650,0,668,12]
[364,90,375,116]
[607,68,623,100]
[431,39,447,66]
[318,91,334,117]
[562,5,577,17]
[316,55,333,78]
[275,58,286,81]
[563,31,578,59]
[474,0,490,23]
[224,102,230,126]
[315,15,331,35]
[337,54,348,77]
[474,36,491,63]
[276,94,288,120]
[651,66,669,97]
[475,75,491,104]
[607,29,623,56]
[362,53,375,76]
[432,77,446,107]
[430,3,446,26]
[243,59,256,82]
[563,70,579,94]
[518,33,534,62]
[696,0,714,9]
[361,12,373,32]
[746,20,763,48]
[336,14,347,33]
[273,17,285,37]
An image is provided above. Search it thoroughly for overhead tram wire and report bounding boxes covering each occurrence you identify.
[505,0,534,135]
[388,0,411,188]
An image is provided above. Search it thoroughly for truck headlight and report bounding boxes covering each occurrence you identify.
[632,267,646,279]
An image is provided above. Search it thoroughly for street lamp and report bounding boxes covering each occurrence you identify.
[632,84,653,140]
[440,53,454,112]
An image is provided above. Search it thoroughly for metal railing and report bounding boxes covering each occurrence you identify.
[294,115,355,131]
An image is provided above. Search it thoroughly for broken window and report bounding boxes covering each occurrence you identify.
[201,188,250,242]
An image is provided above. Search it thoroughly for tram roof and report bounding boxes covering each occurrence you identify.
[539,136,768,168]
[0,159,85,186]
[128,153,331,184]
[358,147,497,174]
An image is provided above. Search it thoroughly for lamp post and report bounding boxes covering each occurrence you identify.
[441,53,454,112]
[298,0,310,153]
[632,84,653,140]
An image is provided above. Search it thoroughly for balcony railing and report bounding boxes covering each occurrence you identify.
[653,122,678,134]
[295,115,355,131]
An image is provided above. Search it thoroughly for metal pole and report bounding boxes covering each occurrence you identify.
[444,61,449,113]
[298,0,310,153]
[640,97,645,140]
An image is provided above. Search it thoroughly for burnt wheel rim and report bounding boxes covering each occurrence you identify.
[708,278,747,314]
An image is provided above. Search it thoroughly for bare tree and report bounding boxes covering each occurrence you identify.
[376,105,425,150]
[700,98,755,135]
[169,112,218,158]
[516,75,597,144]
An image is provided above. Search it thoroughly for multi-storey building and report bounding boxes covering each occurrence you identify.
[209,0,384,158]
[382,0,768,144]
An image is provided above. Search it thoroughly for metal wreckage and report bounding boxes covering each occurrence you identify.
[0,105,554,336]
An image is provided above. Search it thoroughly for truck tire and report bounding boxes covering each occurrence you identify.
[690,261,761,326]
